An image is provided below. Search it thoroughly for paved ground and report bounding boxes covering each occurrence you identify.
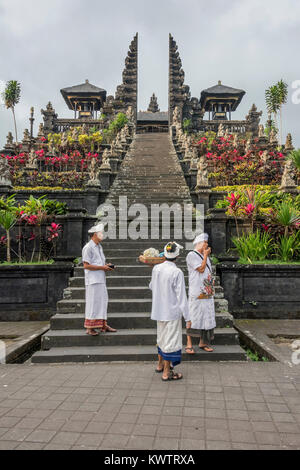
[236,320,300,367]
[0,322,49,363]
[0,361,299,450]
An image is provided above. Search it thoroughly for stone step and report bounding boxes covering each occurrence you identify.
[66,285,224,300]
[41,328,240,350]
[69,276,221,288]
[57,298,229,314]
[50,312,234,330]
[31,344,248,363]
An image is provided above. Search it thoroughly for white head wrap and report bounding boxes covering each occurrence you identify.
[88,223,104,234]
[164,241,183,259]
[193,233,209,245]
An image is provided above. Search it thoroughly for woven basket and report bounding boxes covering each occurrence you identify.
[139,255,166,265]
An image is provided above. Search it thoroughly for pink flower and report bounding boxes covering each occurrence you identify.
[262,224,270,232]
[244,204,255,216]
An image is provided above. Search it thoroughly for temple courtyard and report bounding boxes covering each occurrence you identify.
[0,361,300,450]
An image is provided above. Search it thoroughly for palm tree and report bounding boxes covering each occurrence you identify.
[2,80,21,142]
[277,79,288,147]
[265,80,288,147]
[0,210,17,263]
[288,149,300,171]
[265,85,280,134]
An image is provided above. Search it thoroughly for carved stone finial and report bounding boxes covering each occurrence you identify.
[87,158,100,187]
[147,93,160,113]
[26,148,38,169]
[285,133,294,151]
[269,128,278,145]
[196,155,210,190]
[6,132,14,146]
[217,124,225,138]
[280,159,298,193]
[0,156,12,189]
[258,124,265,138]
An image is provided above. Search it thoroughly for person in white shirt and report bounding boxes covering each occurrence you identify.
[185,233,216,354]
[82,223,117,336]
[150,241,191,381]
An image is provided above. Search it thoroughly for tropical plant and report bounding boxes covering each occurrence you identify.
[273,201,300,237]
[232,231,274,263]
[276,233,300,262]
[183,118,192,133]
[2,80,21,142]
[287,149,300,171]
[0,210,17,262]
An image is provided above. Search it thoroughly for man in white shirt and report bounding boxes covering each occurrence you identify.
[150,242,191,381]
[82,223,117,336]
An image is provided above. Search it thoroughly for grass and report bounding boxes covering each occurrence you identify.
[238,258,300,265]
[0,260,55,266]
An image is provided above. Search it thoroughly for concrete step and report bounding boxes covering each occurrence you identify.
[31,344,248,363]
[41,328,239,349]
[50,312,234,330]
[57,298,229,314]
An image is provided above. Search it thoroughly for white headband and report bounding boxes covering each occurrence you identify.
[88,223,104,234]
[193,233,209,245]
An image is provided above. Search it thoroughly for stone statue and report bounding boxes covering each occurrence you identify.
[81,124,88,135]
[233,134,238,148]
[126,106,134,122]
[37,123,45,139]
[245,138,251,153]
[196,155,209,189]
[87,158,100,185]
[285,133,294,151]
[23,129,30,141]
[0,156,12,188]
[100,149,112,170]
[269,128,278,145]
[280,159,297,192]
[217,124,225,138]
[224,128,230,139]
[190,147,199,170]
[258,124,265,138]
[61,132,68,149]
[261,150,269,163]
[72,127,79,140]
[26,149,38,169]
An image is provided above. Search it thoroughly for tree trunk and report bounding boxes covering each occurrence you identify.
[11,107,18,143]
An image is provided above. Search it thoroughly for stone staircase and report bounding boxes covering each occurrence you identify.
[31,133,247,363]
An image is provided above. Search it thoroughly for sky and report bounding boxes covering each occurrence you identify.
[0,0,300,147]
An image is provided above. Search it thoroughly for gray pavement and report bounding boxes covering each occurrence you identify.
[0,361,300,450]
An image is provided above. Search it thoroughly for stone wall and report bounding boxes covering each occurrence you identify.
[217,263,300,319]
[0,263,74,321]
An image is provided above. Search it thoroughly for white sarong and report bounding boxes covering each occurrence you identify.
[157,318,182,354]
[85,283,108,327]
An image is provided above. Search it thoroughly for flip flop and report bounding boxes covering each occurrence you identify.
[162,371,183,382]
[199,345,214,352]
[185,347,195,355]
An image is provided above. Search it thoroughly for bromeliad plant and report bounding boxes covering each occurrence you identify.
[0,195,67,263]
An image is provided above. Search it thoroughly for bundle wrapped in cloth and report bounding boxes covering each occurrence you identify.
[138,247,165,265]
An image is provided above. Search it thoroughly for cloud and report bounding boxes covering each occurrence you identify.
[0,0,299,148]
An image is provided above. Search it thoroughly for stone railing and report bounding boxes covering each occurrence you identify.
[53,119,105,133]
[201,120,247,134]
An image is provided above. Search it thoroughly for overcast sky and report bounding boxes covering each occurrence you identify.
[0,0,300,147]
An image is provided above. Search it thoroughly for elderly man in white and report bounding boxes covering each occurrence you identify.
[185,233,216,354]
[82,223,117,336]
[150,241,191,381]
